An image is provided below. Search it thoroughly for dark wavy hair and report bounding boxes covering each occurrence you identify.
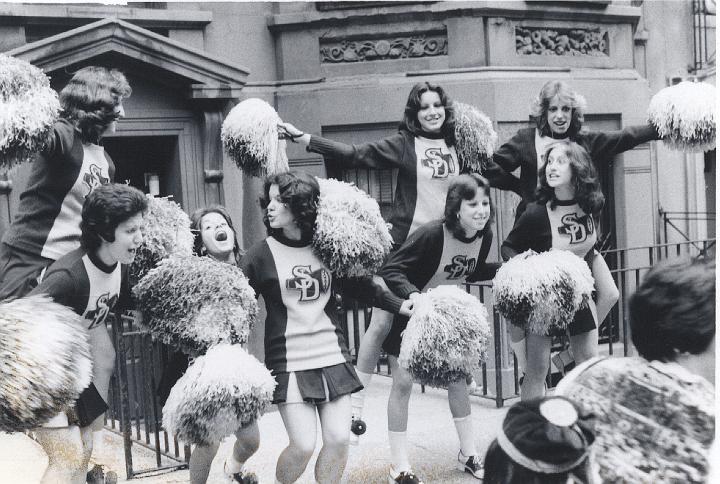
[444,173,494,239]
[630,257,715,362]
[60,66,132,144]
[536,142,604,218]
[260,171,319,241]
[81,183,147,251]
[531,80,586,139]
[399,82,456,146]
[190,205,243,265]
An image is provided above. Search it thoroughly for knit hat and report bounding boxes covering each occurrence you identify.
[497,396,595,474]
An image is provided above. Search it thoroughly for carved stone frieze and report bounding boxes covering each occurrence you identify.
[515,26,609,56]
[320,33,448,63]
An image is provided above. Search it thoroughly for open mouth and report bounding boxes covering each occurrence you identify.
[214,229,228,242]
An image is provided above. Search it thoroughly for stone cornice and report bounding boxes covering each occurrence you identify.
[267,1,642,32]
[6,18,248,100]
[0,3,212,28]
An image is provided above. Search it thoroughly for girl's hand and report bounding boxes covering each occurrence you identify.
[278,122,303,139]
[399,298,415,317]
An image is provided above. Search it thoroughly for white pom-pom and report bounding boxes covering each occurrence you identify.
[399,285,490,388]
[0,54,61,171]
[453,102,498,174]
[129,195,194,286]
[162,344,275,446]
[313,177,393,278]
[221,98,289,177]
[648,81,716,152]
[0,295,92,432]
[133,255,258,355]
[494,250,594,334]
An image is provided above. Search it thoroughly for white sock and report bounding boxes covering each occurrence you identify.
[388,430,411,474]
[351,370,374,418]
[510,338,527,375]
[225,453,244,474]
[453,415,477,457]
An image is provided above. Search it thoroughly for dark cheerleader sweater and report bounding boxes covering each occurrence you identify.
[309,130,464,245]
[501,200,597,262]
[3,119,116,261]
[485,125,660,216]
[241,234,403,373]
[29,248,129,330]
[379,220,499,298]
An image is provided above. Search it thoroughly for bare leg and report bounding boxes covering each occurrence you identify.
[276,403,317,483]
[569,328,599,365]
[591,252,620,324]
[189,442,220,484]
[521,333,551,400]
[315,395,351,483]
[34,426,86,484]
[387,356,414,474]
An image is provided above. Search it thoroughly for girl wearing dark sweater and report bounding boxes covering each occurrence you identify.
[379,174,500,483]
[486,80,632,376]
[501,142,614,400]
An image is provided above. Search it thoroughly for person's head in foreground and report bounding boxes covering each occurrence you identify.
[629,256,715,383]
[484,396,597,484]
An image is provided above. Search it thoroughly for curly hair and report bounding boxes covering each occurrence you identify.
[60,66,132,144]
[260,171,319,241]
[629,257,715,362]
[530,80,586,139]
[444,173,494,239]
[190,205,243,265]
[399,82,456,146]
[536,142,604,218]
[80,183,147,251]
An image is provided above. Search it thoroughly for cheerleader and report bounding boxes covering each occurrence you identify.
[486,80,650,375]
[29,184,146,484]
[501,141,609,400]
[379,174,500,483]
[240,171,410,484]
[183,206,260,484]
[278,82,506,436]
[0,66,131,301]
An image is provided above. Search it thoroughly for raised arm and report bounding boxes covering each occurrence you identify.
[279,121,409,170]
[585,124,660,160]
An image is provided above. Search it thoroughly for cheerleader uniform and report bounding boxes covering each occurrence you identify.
[379,220,499,357]
[308,130,463,245]
[0,119,115,300]
[29,248,129,427]
[501,199,597,336]
[484,125,659,218]
[240,234,403,403]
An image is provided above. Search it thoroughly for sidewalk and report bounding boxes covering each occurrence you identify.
[0,375,512,483]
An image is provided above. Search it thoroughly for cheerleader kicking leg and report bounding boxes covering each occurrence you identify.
[276,402,318,483]
[315,395,351,483]
[522,333,552,401]
[224,422,261,482]
[447,380,482,479]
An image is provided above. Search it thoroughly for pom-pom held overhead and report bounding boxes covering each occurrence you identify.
[559,357,715,483]
[129,195,194,286]
[162,344,275,446]
[133,255,258,355]
[313,177,394,278]
[0,295,92,432]
[0,54,61,172]
[221,98,289,177]
[494,250,594,335]
[398,285,490,388]
[453,102,498,174]
[648,81,716,152]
